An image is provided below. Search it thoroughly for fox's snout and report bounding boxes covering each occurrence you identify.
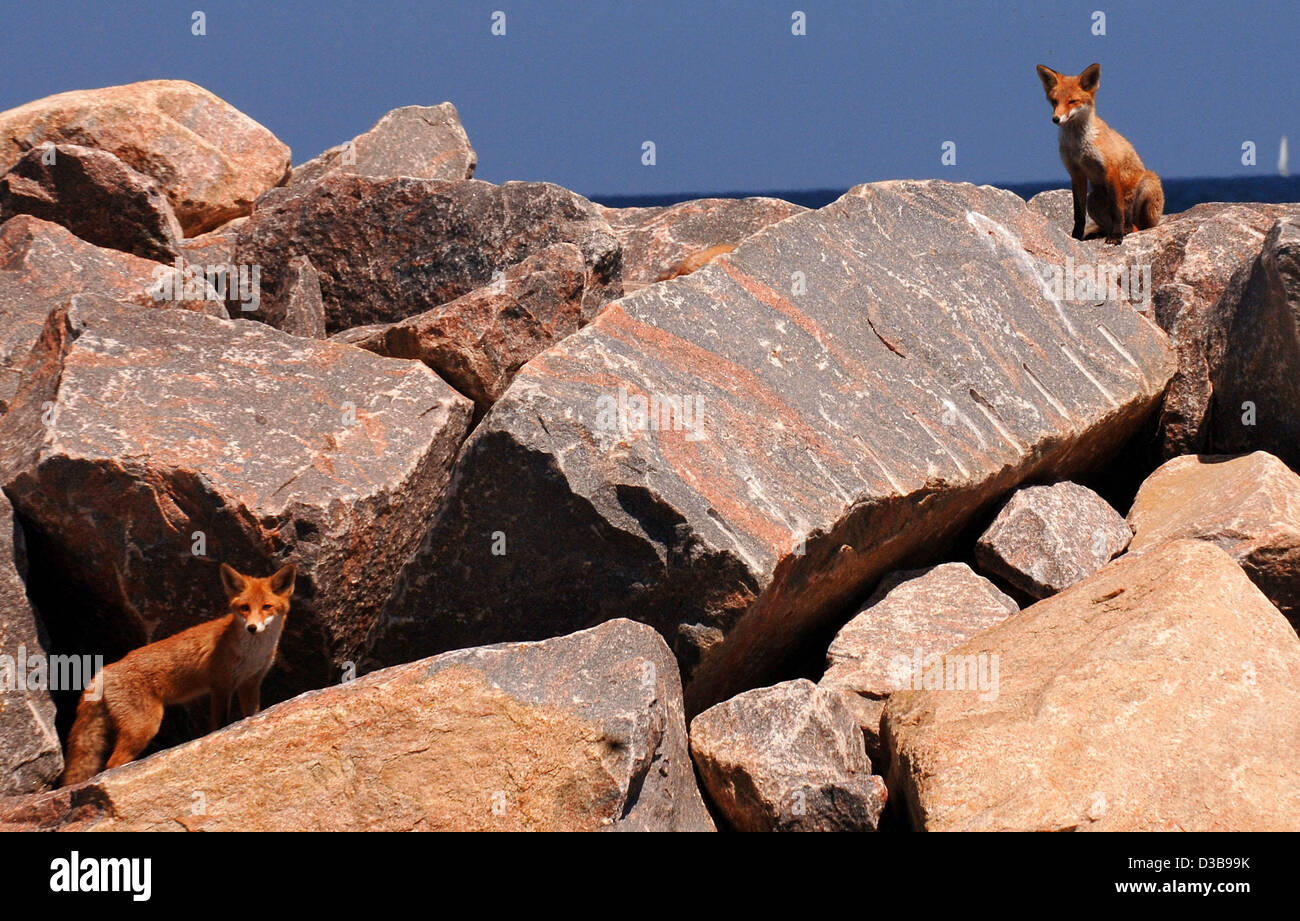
[241,612,276,635]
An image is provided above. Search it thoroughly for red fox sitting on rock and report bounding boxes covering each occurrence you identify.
[59,563,296,786]
[1036,62,1163,244]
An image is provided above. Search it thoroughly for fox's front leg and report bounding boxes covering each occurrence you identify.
[1102,170,1126,244]
[1069,170,1088,240]
[236,675,264,720]
[209,684,233,731]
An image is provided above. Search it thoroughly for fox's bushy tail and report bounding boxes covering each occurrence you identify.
[59,694,110,787]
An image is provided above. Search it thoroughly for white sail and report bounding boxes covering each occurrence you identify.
[1281,135,1290,177]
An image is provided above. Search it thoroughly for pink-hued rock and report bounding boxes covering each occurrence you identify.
[1128,451,1300,630]
[0,492,61,794]
[334,243,586,412]
[820,562,1017,761]
[0,620,712,831]
[234,175,621,333]
[0,294,472,703]
[363,180,1176,714]
[689,679,886,831]
[884,540,1300,831]
[1031,194,1300,465]
[257,254,326,339]
[975,480,1131,599]
[0,144,183,261]
[0,80,291,235]
[598,197,805,291]
[290,104,476,185]
[1203,218,1300,469]
[178,217,247,266]
[0,216,225,413]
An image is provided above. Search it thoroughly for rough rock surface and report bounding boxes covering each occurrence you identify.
[235,175,621,333]
[0,492,61,795]
[1128,451,1300,629]
[820,563,1017,760]
[1028,195,1300,463]
[364,180,1176,713]
[1026,188,1074,231]
[0,620,712,831]
[975,480,1131,599]
[334,243,586,412]
[178,216,246,266]
[0,80,291,235]
[1204,218,1300,468]
[1122,204,1296,459]
[290,104,476,186]
[599,197,805,291]
[256,254,326,339]
[0,295,472,700]
[884,540,1300,831]
[689,678,886,831]
[0,144,183,261]
[0,216,224,413]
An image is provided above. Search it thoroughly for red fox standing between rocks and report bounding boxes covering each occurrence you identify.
[1036,62,1163,244]
[59,563,296,786]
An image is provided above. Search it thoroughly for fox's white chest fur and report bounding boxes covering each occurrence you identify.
[231,616,283,685]
[1058,110,1104,173]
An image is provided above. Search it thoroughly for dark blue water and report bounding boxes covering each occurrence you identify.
[592,176,1300,214]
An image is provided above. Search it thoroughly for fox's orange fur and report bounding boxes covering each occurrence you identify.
[657,243,736,281]
[59,563,296,786]
[1036,62,1163,244]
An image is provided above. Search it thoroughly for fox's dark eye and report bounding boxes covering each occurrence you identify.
[262,604,272,611]
[240,604,251,612]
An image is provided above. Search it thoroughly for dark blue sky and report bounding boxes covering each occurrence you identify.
[1,1,1295,198]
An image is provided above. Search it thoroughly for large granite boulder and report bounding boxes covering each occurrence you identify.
[599,196,806,291]
[0,80,291,235]
[364,179,1176,713]
[1031,196,1300,465]
[0,620,713,831]
[0,144,183,261]
[1128,451,1300,630]
[819,563,1017,762]
[234,175,621,333]
[883,540,1300,831]
[689,678,886,831]
[0,492,61,795]
[974,480,1131,599]
[290,103,476,186]
[1204,218,1300,468]
[0,295,472,700]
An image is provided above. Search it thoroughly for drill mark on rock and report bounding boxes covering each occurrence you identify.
[1022,363,1070,418]
[1061,345,1116,407]
[969,389,1025,453]
[1096,323,1141,371]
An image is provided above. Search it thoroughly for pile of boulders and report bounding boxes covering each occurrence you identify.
[1,80,1297,831]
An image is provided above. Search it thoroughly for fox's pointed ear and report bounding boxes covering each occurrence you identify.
[269,563,297,597]
[219,563,247,599]
[1079,62,1100,92]
[1036,65,1059,92]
